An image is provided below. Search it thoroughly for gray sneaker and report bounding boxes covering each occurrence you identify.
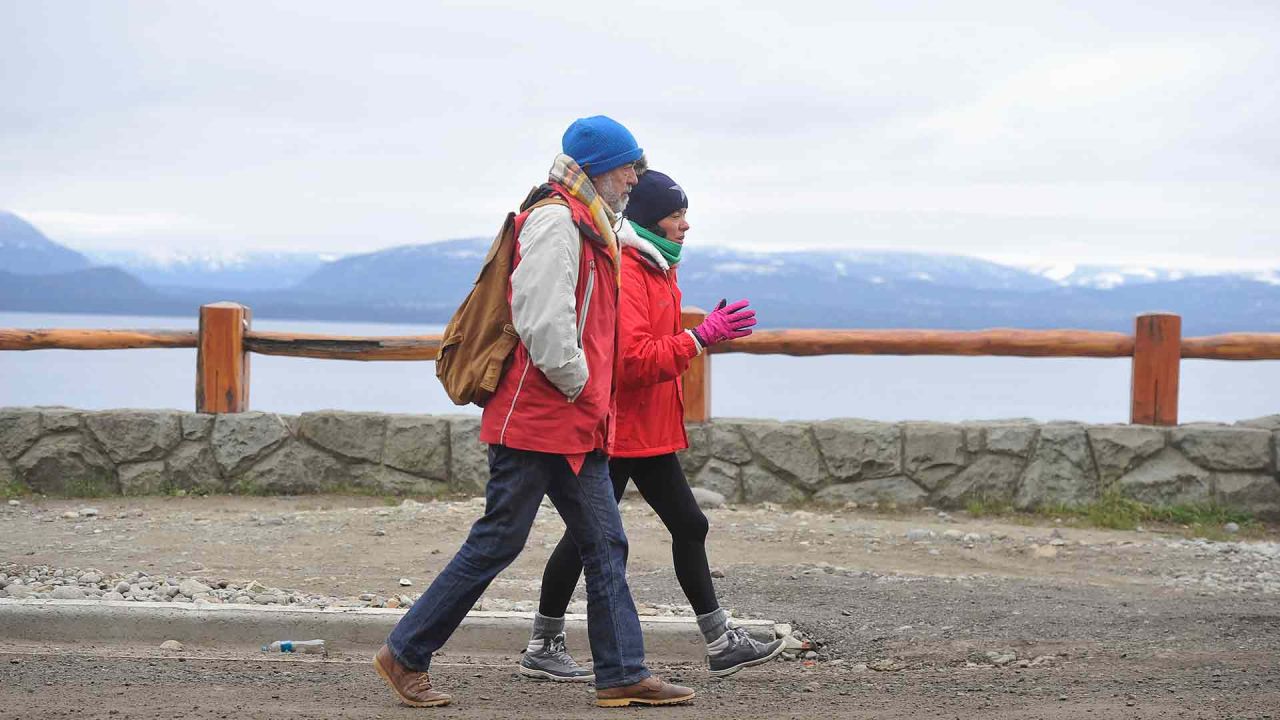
[707,626,786,677]
[518,633,595,682]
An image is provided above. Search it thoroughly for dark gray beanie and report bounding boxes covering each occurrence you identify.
[624,170,687,232]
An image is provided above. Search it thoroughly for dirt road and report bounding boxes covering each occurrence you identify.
[2,640,1276,719]
[3,495,1279,717]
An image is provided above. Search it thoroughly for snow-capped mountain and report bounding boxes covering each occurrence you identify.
[4,209,1278,333]
[1026,263,1280,289]
[86,249,334,291]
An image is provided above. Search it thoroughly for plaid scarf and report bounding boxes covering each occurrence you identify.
[548,154,622,285]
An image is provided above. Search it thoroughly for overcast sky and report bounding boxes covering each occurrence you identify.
[2,0,1277,270]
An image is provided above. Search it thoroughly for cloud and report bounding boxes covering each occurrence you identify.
[18,211,210,240]
[1,1,1277,267]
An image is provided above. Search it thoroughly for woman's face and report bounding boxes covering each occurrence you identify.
[656,209,689,243]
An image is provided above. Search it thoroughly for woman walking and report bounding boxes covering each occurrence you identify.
[518,168,784,682]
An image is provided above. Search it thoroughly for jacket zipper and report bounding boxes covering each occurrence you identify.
[499,355,532,443]
[577,259,596,348]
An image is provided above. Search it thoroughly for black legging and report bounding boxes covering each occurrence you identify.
[538,453,718,617]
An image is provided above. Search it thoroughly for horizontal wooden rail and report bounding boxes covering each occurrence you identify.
[1181,333,1280,361]
[244,331,441,361]
[0,328,197,351]
[708,328,1136,358]
[8,327,1280,362]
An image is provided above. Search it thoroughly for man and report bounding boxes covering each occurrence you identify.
[373,116,695,709]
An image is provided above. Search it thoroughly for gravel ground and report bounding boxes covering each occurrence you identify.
[2,495,1279,717]
[1,642,1276,719]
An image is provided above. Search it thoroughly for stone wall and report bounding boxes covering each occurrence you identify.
[0,408,481,498]
[679,417,1280,517]
[2,407,1278,517]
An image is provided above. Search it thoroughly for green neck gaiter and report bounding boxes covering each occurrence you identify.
[630,220,682,266]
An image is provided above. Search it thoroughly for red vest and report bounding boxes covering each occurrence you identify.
[479,189,619,454]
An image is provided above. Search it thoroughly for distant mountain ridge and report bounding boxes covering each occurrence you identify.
[87,248,332,291]
[0,211,94,275]
[2,210,1278,334]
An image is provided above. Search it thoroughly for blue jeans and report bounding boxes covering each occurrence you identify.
[387,445,650,690]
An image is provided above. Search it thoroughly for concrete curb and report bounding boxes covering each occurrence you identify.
[0,599,777,661]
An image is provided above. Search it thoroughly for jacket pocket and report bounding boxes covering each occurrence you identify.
[577,259,596,348]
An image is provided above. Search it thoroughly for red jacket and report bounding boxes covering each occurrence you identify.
[608,245,701,458]
[479,187,619,454]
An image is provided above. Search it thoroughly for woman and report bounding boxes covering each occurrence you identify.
[518,168,784,682]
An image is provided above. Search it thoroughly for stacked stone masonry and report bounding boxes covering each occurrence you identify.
[2,407,1278,517]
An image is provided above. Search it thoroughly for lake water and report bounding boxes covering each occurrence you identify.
[2,311,1277,424]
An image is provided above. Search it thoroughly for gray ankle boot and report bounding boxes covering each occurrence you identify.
[518,613,594,682]
[699,608,786,677]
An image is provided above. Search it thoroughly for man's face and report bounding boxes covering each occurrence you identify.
[591,163,640,213]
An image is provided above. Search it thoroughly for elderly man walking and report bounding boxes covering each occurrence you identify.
[373,116,694,709]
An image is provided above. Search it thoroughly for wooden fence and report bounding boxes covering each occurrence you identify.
[3,303,1279,426]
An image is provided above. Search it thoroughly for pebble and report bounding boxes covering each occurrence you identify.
[61,511,79,520]
[2,584,35,599]
[50,586,86,600]
[374,529,387,537]
[982,650,1017,666]
[905,529,935,541]
[1224,522,1240,534]
[179,579,212,597]
[6,500,18,507]
[1032,544,1059,559]
[159,640,184,651]
[78,507,99,517]
[398,578,413,587]
[710,568,726,578]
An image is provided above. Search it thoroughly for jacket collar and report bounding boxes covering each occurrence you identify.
[617,220,670,271]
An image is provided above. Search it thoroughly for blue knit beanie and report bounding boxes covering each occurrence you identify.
[562,116,643,177]
[624,170,688,232]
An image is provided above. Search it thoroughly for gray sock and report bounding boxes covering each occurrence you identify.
[696,607,731,646]
[528,612,565,652]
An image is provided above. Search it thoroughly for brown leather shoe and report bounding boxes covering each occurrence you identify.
[596,675,695,707]
[373,644,451,707]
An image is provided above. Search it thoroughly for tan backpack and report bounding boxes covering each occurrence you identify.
[435,190,569,406]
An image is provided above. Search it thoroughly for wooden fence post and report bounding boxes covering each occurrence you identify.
[1130,312,1180,426]
[681,307,711,423]
[196,302,251,413]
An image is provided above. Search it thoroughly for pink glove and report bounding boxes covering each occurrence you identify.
[691,299,756,347]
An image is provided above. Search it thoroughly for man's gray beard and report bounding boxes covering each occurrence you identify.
[593,175,630,214]
[600,190,628,214]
